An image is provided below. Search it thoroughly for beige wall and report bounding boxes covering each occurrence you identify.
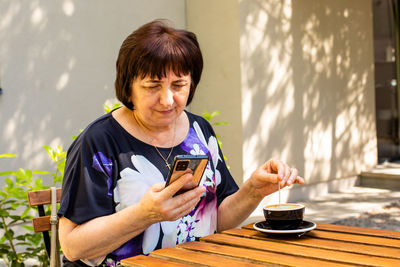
[187,0,377,193]
[186,0,244,182]
[1,0,378,200]
[239,0,377,184]
[0,0,186,173]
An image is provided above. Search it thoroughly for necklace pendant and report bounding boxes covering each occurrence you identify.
[153,145,174,171]
[166,162,171,171]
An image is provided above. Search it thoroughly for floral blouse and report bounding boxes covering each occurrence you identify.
[58,110,239,266]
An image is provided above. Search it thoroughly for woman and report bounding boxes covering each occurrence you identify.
[58,20,304,266]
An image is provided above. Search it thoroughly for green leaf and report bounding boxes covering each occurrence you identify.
[21,207,31,219]
[5,177,14,187]
[43,145,56,162]
[210,111,220,118]
[104,103,121,113]
[0,247,10,253]
[72,129,83,140]
[0,209,9,217]
[21,225,34,231]
[201,110,211,121]
[34,179,43,187]
[32,170,50,175]
[16,235,26,241]
[0,154,17,158]
[0,171,16,176]
[11,260,25,267]
[0,191,8,198]
[214,121,229,126]
[0,236,7,243]
[4,229,14,240]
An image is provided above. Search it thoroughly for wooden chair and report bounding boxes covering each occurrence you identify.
[27,187,62,267]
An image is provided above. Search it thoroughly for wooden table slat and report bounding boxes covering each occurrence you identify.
[243,223,400,248]
[122,223,400,266]
[121,254,191,267]
[178,238,354,267]
[311,222,400,239]
[307,229,400,248]
[222,228,400,259]
[201,233,400,267]
[243,223,400,239]
[151,246,265,267]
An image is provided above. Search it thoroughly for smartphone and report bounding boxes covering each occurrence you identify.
[165,155,209,194]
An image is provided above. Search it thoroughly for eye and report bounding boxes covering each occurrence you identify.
[145,84,160,90]
[172,83,187,89]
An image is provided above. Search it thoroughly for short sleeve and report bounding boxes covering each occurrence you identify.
[191,114,239,207]
[58,127,116,225]
[215,144,239,206]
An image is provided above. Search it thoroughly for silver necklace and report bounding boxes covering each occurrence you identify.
[132,110,176,171]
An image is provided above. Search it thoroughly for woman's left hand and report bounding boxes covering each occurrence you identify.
[247,158,305,199]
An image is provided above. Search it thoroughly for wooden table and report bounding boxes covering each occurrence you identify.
[121,222,400,266]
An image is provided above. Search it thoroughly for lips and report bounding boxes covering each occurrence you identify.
[157,109,174,115]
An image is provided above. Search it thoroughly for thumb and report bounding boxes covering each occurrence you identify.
[151,182,167,192]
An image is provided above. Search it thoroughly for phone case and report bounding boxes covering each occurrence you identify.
[165,155,209,189]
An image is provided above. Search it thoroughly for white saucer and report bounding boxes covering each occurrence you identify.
[253,220,317,234]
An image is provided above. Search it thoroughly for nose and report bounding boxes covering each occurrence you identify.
[159,87,174,107]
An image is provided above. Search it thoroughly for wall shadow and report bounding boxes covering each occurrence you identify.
[239,0,376,200]
[0,0,186,174]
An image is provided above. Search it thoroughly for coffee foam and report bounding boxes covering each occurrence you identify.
[264,204,302,211]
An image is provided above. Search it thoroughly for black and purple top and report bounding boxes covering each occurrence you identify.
[58,110,238,266]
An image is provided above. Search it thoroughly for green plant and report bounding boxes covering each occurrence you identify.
[104,103,121,113]
[0,104,112,266]
[202,110,229,165]
[0,146,66,266]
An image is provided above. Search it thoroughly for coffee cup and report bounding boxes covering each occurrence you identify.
[263,203,304,230]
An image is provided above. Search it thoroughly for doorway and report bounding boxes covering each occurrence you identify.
[373,0,400,163]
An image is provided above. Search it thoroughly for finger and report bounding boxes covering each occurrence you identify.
[263,160,273,173]
[271,158,283,176]
[175,185,206,202]
[167,187,204,219]
[276,160,287,182]
[163,173,193,197]
[285,168,298,186]
[180,195,201,215]
[295,176,305,185]
[257,172,280,186]
[273,160,288,186]
[282,164,292,186]
[180,181,198,191]
[174,191,203,218]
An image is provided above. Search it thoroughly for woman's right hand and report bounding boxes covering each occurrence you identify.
[138,173,206,223]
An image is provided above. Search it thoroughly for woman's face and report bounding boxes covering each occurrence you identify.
[130,71,191,128]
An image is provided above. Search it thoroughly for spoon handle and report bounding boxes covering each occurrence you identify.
[278,180,281,204]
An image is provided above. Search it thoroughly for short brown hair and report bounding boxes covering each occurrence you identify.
[115,20,203,110]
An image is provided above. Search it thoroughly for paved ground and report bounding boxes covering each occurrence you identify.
[300,186,400,230]
[243,185,400,230]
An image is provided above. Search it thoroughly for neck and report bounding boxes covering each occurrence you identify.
[131,109,177,147]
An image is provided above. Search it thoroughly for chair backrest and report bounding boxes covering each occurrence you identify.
[28,187,62,267]
[28,188,61,232]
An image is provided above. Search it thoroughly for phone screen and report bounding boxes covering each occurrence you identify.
[165,155,209,192]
